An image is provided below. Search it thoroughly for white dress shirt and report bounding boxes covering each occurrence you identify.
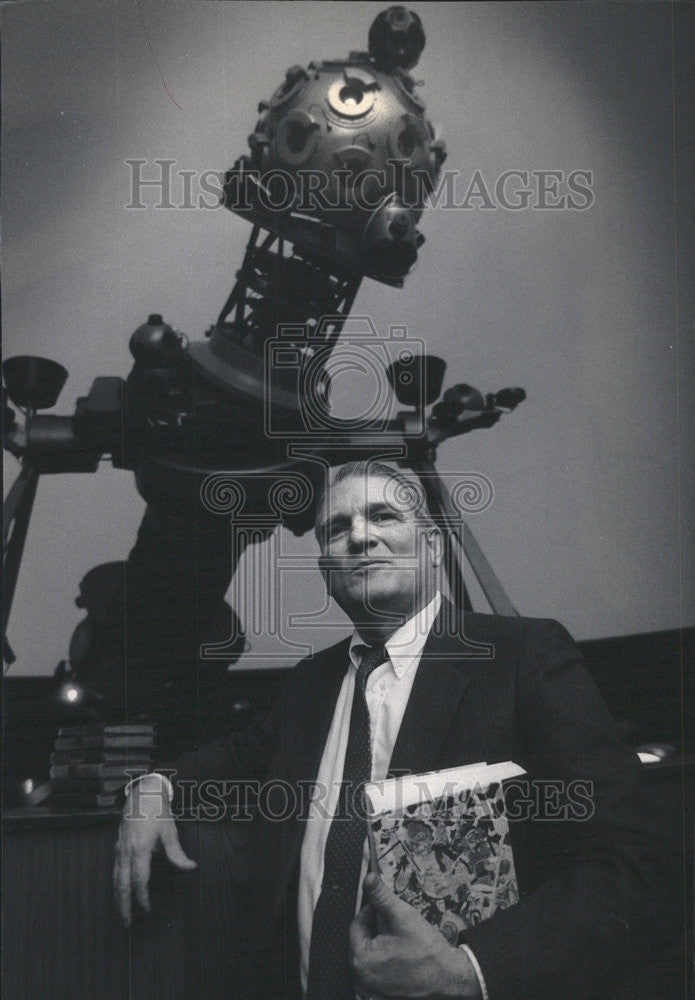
[297,593,446,992]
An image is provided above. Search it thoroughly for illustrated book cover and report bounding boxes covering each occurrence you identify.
[365,760,525,942]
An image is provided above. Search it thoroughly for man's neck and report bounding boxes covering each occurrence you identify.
[353,592,436,646]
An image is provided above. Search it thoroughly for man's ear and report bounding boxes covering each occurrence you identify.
[425,526,443,569]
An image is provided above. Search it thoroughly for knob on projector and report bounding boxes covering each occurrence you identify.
[368,6,426,70]
[129,315,182,366]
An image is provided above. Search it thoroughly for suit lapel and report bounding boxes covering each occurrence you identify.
[270,638,351,921]
[389,600,475,777]
[305,637,352,775]
[286,603,479,783]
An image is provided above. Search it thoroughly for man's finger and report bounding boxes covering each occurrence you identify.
[349,903,376,954]
[114,850,132,926]
[132,849,153,913]
[160,820,197,870]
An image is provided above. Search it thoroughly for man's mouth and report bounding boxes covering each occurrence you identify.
[351,559,390,571]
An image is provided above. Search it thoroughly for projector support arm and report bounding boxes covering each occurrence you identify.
[3,464,40,666]
[410,457,517,617]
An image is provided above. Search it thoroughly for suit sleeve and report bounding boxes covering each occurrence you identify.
[461,619,679,1000]
[164,701,282,813]
[163,656,317,813]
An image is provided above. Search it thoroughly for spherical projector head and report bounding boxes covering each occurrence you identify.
[221,7,446,285]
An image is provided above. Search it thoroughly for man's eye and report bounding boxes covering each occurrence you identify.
[372,511,394,522]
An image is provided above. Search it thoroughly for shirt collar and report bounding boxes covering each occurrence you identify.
[348,591,442,680]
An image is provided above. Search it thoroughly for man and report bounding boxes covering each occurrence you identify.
[115,461,673,1000]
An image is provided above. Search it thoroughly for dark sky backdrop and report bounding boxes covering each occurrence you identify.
[2,1,693,673]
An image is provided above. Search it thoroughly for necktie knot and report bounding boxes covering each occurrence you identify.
[356,643,387,692]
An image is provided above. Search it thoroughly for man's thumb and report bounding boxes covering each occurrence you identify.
[160,821,197,870]
[362,873,394,912]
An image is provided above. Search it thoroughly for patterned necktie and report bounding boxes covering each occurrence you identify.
[305,643,387,1000]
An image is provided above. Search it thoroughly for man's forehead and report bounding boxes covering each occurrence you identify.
[317,472,420,520]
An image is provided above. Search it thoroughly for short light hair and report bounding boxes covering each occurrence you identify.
[314,460,434,535]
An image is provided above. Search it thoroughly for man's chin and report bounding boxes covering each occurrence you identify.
[336,581,409,622]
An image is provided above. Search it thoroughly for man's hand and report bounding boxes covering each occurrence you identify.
[113,773,196,925]
[349,874,483,999]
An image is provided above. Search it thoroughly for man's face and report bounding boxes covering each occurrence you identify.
[315,473,442,625]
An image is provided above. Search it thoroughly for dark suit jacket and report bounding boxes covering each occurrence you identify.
[173,603,677,1000]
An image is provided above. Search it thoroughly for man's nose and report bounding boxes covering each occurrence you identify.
[347,517,375,551]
